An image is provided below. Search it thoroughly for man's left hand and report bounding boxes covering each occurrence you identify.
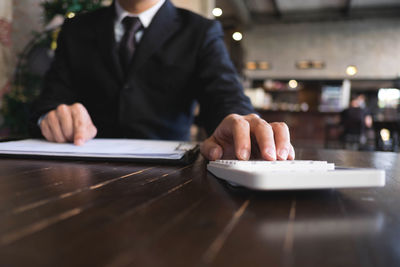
[200,113,295,161]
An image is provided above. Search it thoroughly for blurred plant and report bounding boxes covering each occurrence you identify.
[2,0,107,136]
[2,31,51,136]
[42,0,105,24]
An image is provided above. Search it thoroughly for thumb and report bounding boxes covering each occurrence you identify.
[201,136,223,160]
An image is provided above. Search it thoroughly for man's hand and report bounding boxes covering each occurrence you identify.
[201,113,295,161]
[40,103,97,146]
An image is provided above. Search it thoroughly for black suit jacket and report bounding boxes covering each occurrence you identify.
[30,0,254,140]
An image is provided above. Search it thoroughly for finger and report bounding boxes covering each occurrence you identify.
[71,103,96,145]
[71,104,89,146]
[56,104,74,141]
[46,111,67,143]
[40,119,55,142]
[229,115,251,160]
[245,114,276,161]
[270,122,291,160]
[201,136,223,160]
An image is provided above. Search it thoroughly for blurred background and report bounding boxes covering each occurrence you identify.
[1,0,400,151]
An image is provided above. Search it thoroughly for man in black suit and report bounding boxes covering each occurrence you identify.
[32,0,295,161]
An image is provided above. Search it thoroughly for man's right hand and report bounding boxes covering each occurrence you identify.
[39,103,97,146]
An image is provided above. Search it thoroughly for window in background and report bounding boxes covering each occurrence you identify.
[378,88,400,108]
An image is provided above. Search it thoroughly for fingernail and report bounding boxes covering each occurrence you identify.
[240,149,250,160]
[75,139,84,146]
[278,148,288,160]
[265,148,276,160]
[209,147,221,160]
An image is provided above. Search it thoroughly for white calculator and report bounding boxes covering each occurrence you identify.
[207,160,385,190]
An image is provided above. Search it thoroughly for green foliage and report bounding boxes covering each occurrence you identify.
[2,0,104,136]
[2,84,40,136]
[42,0,104,24]
[2,31,52,136]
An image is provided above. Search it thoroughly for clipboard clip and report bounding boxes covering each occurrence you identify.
[175,142,198,152]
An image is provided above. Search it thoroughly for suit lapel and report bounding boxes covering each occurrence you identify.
[95,3,124,83]
[126,0,180,81]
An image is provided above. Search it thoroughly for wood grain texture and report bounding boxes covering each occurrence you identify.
[0,149,399,267]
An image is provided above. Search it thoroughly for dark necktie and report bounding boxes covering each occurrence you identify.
[119,17,143,73]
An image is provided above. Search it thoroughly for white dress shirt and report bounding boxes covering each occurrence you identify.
[114,0,165,44]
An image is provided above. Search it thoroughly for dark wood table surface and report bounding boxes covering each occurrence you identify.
[0,149,399,267]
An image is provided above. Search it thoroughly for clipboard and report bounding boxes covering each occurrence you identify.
[0,139,200,165]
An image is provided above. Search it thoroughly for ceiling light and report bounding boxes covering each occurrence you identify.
[288,80,298,89]
[232,32,243,41]
[296,61,311,69]
[311,61,325,69]
[212,8,223,17]
[246,61,257,70]
[346,65,357,76]
[258,61,270,70]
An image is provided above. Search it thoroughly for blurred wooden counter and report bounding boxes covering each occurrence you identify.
[257,109,341,148]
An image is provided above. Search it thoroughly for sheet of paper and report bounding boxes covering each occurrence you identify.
[0,139,197,160]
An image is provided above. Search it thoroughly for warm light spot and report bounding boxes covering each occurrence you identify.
[232,32,243,41]
[312,61,325,69]
[380,128,390,142]
[50,41,57,50]
[246,61,257,70]
[346,65,358,76]
[212,8,223,17]
[288,80,298,89]
[66,12,76,19]
[296,61,311,69]
[258,61,270,70]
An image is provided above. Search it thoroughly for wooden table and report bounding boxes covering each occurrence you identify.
[0,149,399,267]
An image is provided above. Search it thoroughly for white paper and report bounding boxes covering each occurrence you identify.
[0,139,197,160]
